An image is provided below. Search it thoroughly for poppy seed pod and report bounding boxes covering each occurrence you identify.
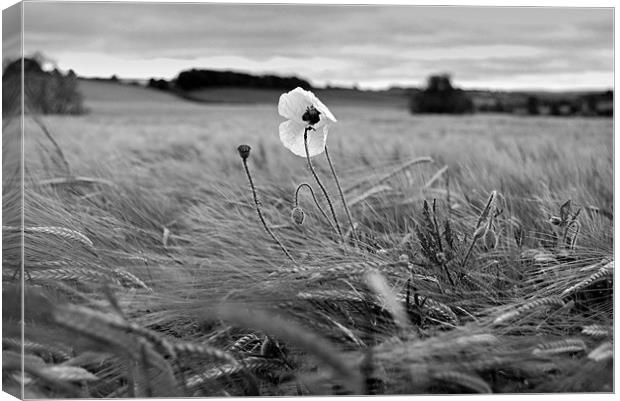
[237,144,251,160]
[474,224,486,239]
[483,228,497,250]
[291,206,305,225]
[302,106,322,125]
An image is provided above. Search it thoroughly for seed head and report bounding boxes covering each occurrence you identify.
[237,144,251,160]
[291,207,305,225]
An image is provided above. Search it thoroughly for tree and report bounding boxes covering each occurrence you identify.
[527,96,540,115]
[410,74,474,114]
[2,56,85,115]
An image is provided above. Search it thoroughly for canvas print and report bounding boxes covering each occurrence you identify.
[1,1,614,398]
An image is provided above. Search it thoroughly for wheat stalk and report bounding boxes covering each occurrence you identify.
[561,266,613,297]
[53,305,142,359]
[462,191,498,267]
[532,339,587,356]
[37,365,99,382]
[581,325,611,338]
[185,357,283,388]
[3,225,95,248]
[493,296,565,325]
[432,370,492,393]
[422,298,458,326]
[28,268,121,285]
[54,304,176,359]
[2,337,72,362]
[587,341,613,362]
[423,165,449,188]
[366,269,413,335]
[172,342,238,365]
[112,269,151,291]
[228,334,261,353]
[37,176,116,188]
[216,305,364,393]
[297,289,365,303]
[344,156,433,193]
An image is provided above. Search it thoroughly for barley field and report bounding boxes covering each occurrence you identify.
[2,80,613,397]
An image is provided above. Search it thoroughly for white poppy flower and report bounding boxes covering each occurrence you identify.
[278,87,337,157]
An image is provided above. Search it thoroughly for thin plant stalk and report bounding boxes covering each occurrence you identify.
[432,200,454,286]
[462,192,497,267]
[324,145,358,246]
[241,157,296,263]
[303,128,344,243]
[295,183,337,233]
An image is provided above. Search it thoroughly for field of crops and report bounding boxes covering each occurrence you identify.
[2,80,613,397]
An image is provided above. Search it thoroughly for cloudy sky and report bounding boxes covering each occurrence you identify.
[6,2,614,90]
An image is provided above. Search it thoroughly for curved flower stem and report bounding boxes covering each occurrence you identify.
[303,128,344,243]
[242,157,296,263]
[295,183,337,234]
[324,145,358,246]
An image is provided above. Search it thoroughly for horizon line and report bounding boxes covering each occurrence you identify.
[75,73,613,94]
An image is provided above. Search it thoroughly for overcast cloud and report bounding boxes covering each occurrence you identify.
[8,3,614,90]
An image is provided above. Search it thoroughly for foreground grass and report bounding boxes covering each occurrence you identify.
[2,103,613,396]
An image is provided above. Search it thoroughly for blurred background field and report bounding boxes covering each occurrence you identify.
[26,78,613,208]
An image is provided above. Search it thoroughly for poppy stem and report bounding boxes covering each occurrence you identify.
[295,183,338,233]
[241,157,296,263]
[324,145,358,247]
[303,128,344,244]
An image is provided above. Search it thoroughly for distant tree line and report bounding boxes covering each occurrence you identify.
[2,56,85,115]
[522,92,613,117]
[146,69,312,92]
[408,73,612,117]
[148,78,170,91]
[171,69,312,91]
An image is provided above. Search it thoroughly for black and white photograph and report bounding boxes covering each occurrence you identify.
[1,0,615,398]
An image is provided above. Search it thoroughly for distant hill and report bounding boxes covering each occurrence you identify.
[78,78,178,104]
[178,86,410,108]
[75,77,410,111]
[76,69,612,117]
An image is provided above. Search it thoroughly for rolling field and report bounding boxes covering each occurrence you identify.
[2,80,614,396]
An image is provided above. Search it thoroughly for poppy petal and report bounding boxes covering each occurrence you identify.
[279,120,327,157]
[278,88,314,123]
[315,98,337,123]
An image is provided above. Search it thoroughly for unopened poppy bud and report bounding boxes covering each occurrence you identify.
[549,216,562,226]
[291,206,305,225]
[484,229,497,250]
[473,225,486,239]
[237,144,251,160]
